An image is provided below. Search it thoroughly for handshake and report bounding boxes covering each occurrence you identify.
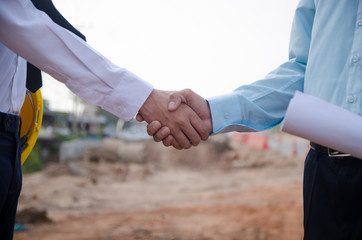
[137,89,213,150]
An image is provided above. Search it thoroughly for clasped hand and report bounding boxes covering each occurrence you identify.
[137,89,212,149]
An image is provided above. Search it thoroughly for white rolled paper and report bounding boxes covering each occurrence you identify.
[281,91,362,159]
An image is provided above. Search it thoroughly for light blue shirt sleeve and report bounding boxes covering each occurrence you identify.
[208,0,315,134]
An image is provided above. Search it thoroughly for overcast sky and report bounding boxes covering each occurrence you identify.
[44,0,299,112]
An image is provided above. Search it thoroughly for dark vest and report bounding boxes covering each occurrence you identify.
[26,0,86,93]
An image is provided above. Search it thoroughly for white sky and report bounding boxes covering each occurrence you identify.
[44,0,299,112]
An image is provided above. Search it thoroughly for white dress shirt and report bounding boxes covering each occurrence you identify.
[0,0,153,120]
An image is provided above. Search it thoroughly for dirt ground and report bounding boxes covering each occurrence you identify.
[14,135,305,240]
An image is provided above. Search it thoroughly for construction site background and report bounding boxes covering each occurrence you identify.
[15,119,307,240]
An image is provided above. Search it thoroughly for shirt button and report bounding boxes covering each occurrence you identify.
[117,106,123,112]
[224,113,230,119]
[348,96,355,103]
[352,56,359,63]
[358,19,362,27]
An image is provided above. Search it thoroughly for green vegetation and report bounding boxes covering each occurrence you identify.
[22,144,42,175]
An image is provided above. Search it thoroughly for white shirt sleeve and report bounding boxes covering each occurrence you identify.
[0,0,153,121]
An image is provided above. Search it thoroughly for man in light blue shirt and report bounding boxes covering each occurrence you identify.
[144,0,362,238]
[208,0,361,134]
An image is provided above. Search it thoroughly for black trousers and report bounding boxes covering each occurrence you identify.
[304,148,362,239]
[0,112,22,240]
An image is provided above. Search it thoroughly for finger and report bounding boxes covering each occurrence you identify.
[168,92,185,111]
[170,105,202,147]
[136,113,144,122]
[162,135,174,147]
[172,128,192,149]
[170,138,183,150]
[176,109,202,146]
[176,120,201,147]
[153,126,171,142]
[190,115,209,141]
[147,121,162,136]
[182,126,201,147]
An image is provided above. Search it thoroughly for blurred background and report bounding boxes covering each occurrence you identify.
[42,0,299,112]
[14,0,310,239]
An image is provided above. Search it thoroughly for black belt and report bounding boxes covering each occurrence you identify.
[310,142,352,158]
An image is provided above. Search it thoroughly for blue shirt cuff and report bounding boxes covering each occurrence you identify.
[207,93,256,134]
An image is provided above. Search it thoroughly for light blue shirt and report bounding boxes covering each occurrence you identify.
[208,0,362,134]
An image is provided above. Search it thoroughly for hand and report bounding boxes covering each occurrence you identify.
[138,89,209,149]
[144,89,213,148]
[144,120,177,147]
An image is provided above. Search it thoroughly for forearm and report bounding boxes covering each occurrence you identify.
[0,0,152,120]
[208,60,305,134]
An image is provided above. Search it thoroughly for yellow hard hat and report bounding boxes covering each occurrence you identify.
[19,89,43,165]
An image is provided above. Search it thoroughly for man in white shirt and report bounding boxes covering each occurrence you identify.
[0,0,209,238]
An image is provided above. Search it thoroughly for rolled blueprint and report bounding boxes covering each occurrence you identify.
[281,91,362,159]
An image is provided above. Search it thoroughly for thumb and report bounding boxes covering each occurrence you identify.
[168,92,186,111]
